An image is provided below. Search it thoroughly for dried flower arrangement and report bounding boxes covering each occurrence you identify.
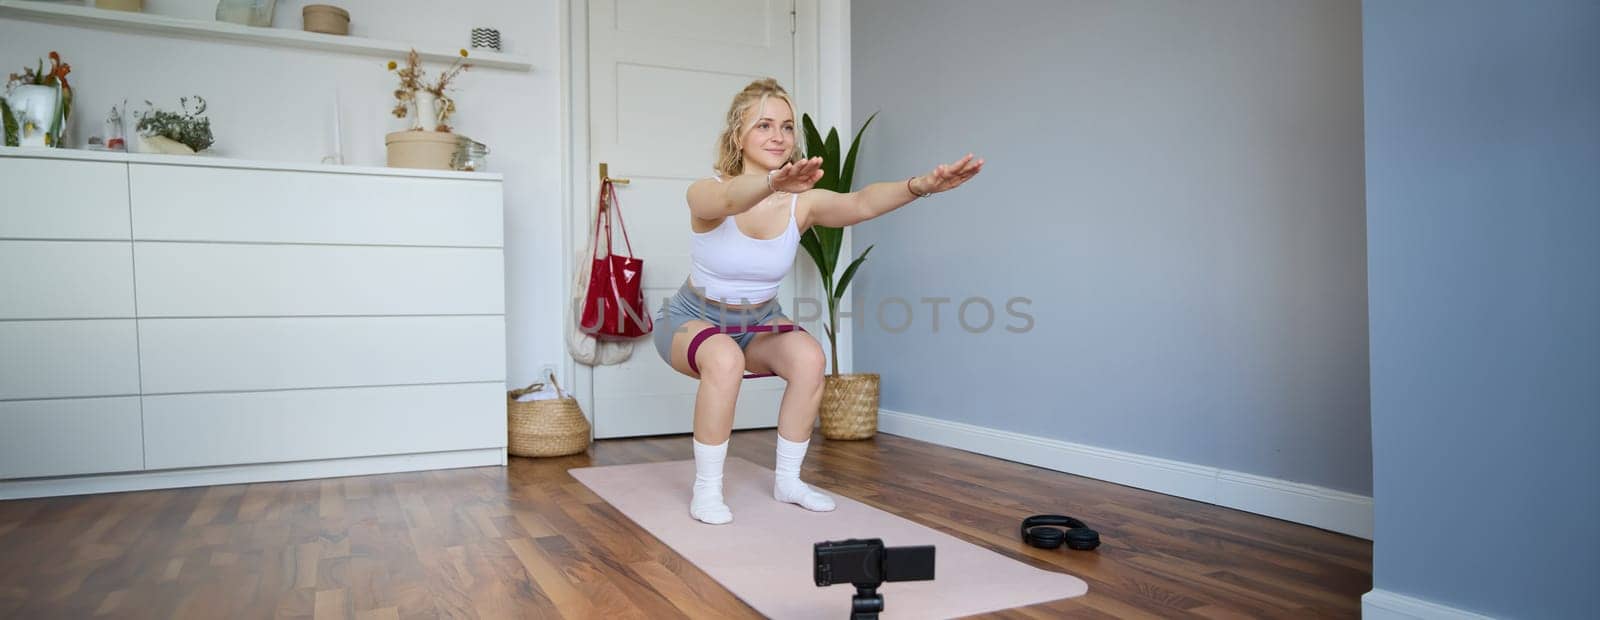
[388,48,471,132]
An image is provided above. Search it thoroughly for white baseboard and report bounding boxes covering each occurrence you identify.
[0,448,506,500]
[1363,589,1495,619]
[876,409,1373,539]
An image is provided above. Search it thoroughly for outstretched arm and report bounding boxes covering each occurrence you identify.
[685,157,824,221]
[807,154,984,228]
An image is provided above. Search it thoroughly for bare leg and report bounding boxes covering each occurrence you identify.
[667,320,744,524]
[744,320,835,512]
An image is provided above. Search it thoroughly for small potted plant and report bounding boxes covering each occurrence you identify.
[385,48,471,170]
[4,52,72,148]
[133,96,214,154]
[801,112,882,440]
[1,100,18,147]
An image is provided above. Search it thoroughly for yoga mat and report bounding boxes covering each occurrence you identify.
[569,457,1088,619]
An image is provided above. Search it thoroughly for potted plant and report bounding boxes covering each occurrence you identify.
[1,100,18,147]
[133,96,214,154]
[385,48,471,170]
[801,112,881,440]
[4,52,72,148]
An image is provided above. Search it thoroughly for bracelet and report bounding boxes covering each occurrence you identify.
[907,176,932,198]
[767,169,779,193]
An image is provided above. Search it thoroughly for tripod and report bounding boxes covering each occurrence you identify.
[850,585,884,620]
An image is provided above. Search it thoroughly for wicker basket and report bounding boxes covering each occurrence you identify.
[507,373,591,457]
[819,373,880,440]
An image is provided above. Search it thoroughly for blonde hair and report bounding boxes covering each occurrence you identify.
[714,78,803,177]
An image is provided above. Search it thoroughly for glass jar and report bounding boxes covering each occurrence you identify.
[451,137,490,172]
[215,0,277,27]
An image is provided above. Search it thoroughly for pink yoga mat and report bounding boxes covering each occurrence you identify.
[569,457,1088,619]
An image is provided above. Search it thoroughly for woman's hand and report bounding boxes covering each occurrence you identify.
[911,154,984,196]
[768,157,825,193]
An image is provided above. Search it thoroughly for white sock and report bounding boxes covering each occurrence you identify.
[774,435,835,512]
[690,438,733,525]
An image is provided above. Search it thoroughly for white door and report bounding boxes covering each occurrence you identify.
[584,0,799,439]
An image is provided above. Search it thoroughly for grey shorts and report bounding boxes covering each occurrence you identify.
[653,279,800,371]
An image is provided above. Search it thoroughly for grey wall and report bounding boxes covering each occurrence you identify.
[849,1,1371,494]
[1364,1,1599,617]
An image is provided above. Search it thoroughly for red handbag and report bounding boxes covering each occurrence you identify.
[579,179,653,340]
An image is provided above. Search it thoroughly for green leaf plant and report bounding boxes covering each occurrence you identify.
[799,111,877,377]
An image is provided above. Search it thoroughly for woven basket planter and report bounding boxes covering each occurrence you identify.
[819,373,880,440]
[506,374,590,457]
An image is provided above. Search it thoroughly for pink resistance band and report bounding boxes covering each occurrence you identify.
[686,323,808,379]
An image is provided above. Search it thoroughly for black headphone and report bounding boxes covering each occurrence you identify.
[1021,515,1100,551]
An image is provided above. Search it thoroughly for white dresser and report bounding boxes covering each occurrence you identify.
[0,148,507,499]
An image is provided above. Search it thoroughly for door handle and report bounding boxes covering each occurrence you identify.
[599,162,630,185]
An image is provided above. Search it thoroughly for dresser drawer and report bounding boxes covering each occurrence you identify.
[134,243,504,317]
[142,383,504,469]
[137,316,505,394]
[0,397,144,479]
[129,164,502,247]
[0,320,141,400]
[0,157,130,240]
[0,241,135,319]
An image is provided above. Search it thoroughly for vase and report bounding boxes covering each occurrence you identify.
[411,90,439,131]
[5,84,62,148]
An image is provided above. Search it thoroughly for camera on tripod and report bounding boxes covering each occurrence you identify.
[814,538,935,620]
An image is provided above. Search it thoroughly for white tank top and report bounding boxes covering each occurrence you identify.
[688,174,800,305]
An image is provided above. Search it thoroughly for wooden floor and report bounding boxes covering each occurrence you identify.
[0,430,1371,619]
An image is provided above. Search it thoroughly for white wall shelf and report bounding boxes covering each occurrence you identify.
[0,0,534,72]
